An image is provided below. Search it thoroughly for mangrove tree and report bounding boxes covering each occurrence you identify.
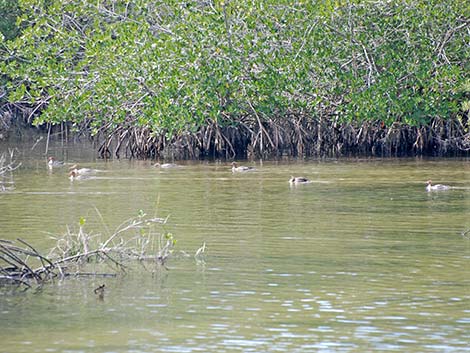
[1,0,469,157]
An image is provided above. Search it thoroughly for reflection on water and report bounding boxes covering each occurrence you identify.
[0,141,470,352]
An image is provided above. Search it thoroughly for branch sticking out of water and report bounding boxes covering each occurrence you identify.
[0,212,206,290]
[461,228,470,239]
[0,149,21,192]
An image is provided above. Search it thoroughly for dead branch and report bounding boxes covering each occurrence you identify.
[0,213,201,291]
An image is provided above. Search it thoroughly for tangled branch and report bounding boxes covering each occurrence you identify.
[0,213,206,290]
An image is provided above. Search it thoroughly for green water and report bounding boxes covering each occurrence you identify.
[0,142,469,352]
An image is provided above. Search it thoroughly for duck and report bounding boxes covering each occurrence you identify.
[47,157,64,169]
[153,162,179,168]
[231,162,255,172]
[426,180,450,192]
[68,170,84,181]
[289,176,311,185]
[69,164,97,175]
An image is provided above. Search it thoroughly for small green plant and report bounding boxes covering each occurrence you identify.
[1,210,207,290]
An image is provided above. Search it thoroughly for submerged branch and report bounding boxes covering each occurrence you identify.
[0,213,206,290]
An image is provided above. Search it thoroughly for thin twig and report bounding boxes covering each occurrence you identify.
[461,228,470,239]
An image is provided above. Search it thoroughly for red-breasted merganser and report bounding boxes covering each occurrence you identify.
[231,162,255,172]
[153,162,179,168]
[426,180,450,192]
[47,157,64,169]
[68,170,84,181]
[289,176,311,184]
[69,164,97,175]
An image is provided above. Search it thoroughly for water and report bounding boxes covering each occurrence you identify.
[1,141,469,352]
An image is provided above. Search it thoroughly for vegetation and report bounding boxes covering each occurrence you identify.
[0,211,206,290]
[0,149,20,191]
[0,0,20,42]
[0,0,469,157]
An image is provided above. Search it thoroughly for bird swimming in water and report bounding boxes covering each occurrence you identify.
[69,164,98,175]
[68,170,84,181]
[153,162,179,168]
[47,157,64,169]
[231,162,255,172]
[426,180,450,192]
[289,176,311,185]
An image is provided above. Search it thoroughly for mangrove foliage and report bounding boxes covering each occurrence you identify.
[1,0,469,157]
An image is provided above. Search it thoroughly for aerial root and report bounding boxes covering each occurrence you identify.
[89,115,470,159]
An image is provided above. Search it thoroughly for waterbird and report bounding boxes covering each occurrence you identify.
[47,157,64,169]
[94,284,105,300]
[231,162,255,172]
[69,164,97,175]
[289,176,311,185]
[153,162,179,168]
[68,170,82,181]
[426,180,450,192]
[68,169,93,181]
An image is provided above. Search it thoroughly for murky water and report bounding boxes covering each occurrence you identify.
[1,141,469,352]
